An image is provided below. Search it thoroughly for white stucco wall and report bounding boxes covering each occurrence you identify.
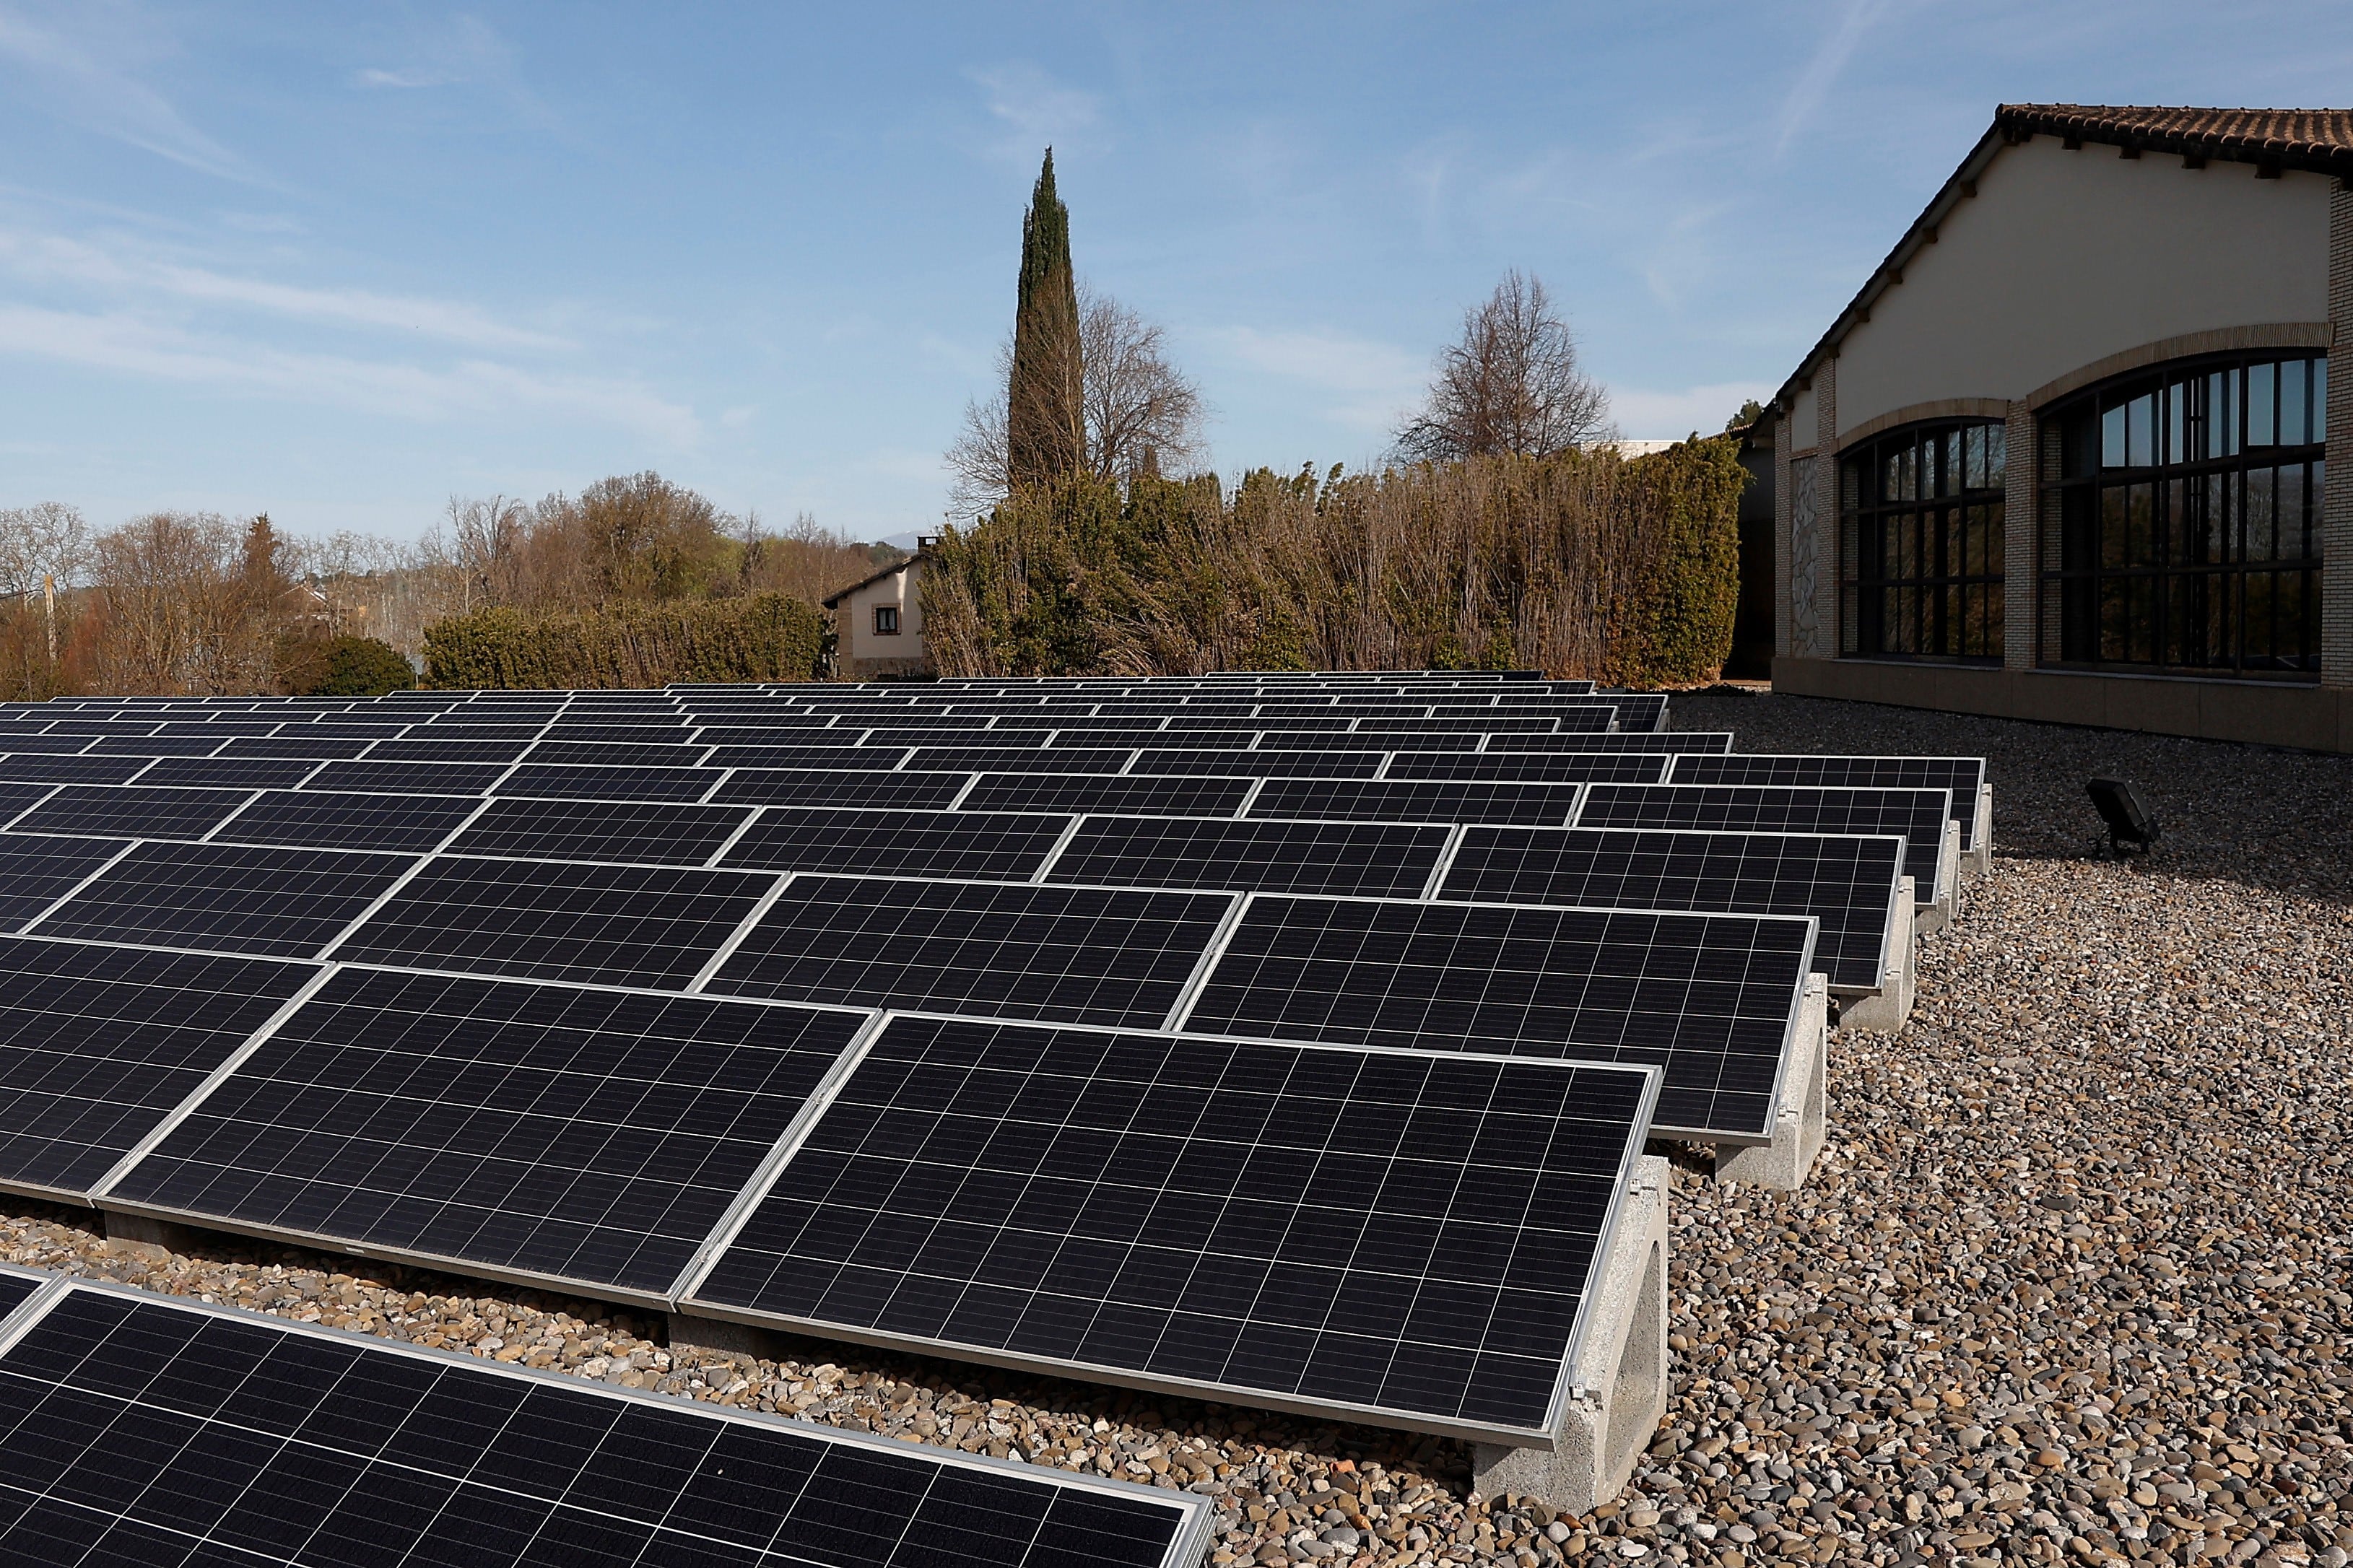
[1833,138,2331,437]
[838,558,924,666]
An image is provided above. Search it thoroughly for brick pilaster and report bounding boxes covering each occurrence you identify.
[2325,179,2353,688]
[2004,400,2037,671]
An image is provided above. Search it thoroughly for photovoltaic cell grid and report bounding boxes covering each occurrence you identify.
[335,857,782,991]
[0,937,319,1198]
[32,842,419,959]
[111,969,867,1297]
[0,1268,30,1317]
[690,1014,1656,1439]
[0,1282,1199,1567]
[1045,816,1450,899]
[208,790,482,853]
[1438,827,1904,992]
[1383,752,1671,785]
[720,808,1074,880]
[0,835,128,931]
[9,785,253,840]
[1181,897,1815,1141]
[713,768,974,811]
[959,773,1255,819]
[445,797,752,867]
[1575,783,1954,902]
[705,876,1235,1029]
[1667,754,1988,850]
[1251,778,1585,827]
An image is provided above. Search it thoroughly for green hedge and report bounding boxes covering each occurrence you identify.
[279,635,416,697]
[422,593,826,689]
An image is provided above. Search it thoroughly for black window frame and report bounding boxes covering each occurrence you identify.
[872,604,901,637]
[2039,351,2326,678]
[1838,417,2008,663]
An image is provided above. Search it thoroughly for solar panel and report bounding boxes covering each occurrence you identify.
[1438,827,1905,993]
[0,781,56,827]
[447,797,752,867]
[1124,748,1382,779]
[335,857,782,990]
[9,784,253,840]
[684,1014,1656,1443]
[1250,778,1583,827]
[365,736,537,764]
[1575,783,1953,903]
[109,969,869,1297]
[0,733,101,754]
[1046,816,1451,899]
[905,746,1135,775]
[32,841,421,959]
[1486,731,1733,754]
[959,773,1254,819]
[523,739,713,767]
[82,733,227,757]
[1383,752,1672,785]
[125,756,324,791]
[308,759,511,796]
[0,1267,30,1316]
[711,768,975,810]
[214,734,376,760]
[495,762,718,803]
[1179,896,1817,1141]
[0,938,319,1200]
[1258,731,1481,752]
[0,1279,1205,1567]
[720,808,1074,880]
[703,876,1235,1029]
[0,827,129,926]
[703,743,899,770]
[208,790,482,853]
[534,723,692,744]
[1667,754,1988,850]
[0,754,152,785]
[401,720,549,741]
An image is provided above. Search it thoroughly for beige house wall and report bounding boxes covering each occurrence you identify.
[1832,139,2330,437]
[835,559,927,676]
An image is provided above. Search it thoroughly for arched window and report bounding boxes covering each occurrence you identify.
[2040,352,2325,674]
[1837,419,2006,661]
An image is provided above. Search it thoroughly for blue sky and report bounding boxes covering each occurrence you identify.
[1,1,2347,545]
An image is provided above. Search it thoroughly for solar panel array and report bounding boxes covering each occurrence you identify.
[0,668,1983,1510]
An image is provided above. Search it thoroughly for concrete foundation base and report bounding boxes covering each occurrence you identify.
[102,1211,199,1266]
[1715,975,1830,1190]
[1910,820,1962,934]
[666,1312,786,1362]
[1965,785,1995,879]
[1835,879,1915,1035]
[1472,1155,1669,1514]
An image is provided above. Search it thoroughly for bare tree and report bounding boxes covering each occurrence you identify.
[946,283,1209,517]
[1393,270,1613,463]
[445,494,528,611]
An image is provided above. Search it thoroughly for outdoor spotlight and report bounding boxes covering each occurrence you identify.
[2086,777,2160,856]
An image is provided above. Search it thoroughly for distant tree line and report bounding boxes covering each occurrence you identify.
[0,474,898,699]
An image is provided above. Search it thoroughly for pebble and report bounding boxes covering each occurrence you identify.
[2,685,2347,1566]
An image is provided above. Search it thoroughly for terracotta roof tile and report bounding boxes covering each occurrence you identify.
[1997,104,2353,174]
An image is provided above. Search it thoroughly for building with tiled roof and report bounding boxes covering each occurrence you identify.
[1755,105,2352,752]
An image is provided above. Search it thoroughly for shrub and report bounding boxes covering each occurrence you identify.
[282,635,416,696]
[924,440,1747,687]
[421,593,825,689]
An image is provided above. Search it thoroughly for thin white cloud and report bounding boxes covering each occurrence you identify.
[1775,0,1894,157]
[0,6,264,184]
[0,305,699,445]
[1606,380,1773,440]
[0,226,574,351]
[354,66,454,90]
[1213,326,1427,431]
[967,61,1102,160]
[352,15,560,134]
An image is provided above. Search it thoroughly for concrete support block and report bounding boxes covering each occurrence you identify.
[1472,1155,1669,1515]
[102,1211,199,1266]
[1968,784,1995,879]
[1715,975,1830,1190]
[1835,879,1914,1034]
[666,1312,785,1362]
[1910,819,1962,933]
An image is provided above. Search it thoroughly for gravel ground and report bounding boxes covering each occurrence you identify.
[5,687,2350,1568]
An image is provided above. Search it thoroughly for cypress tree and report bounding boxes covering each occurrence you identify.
[1006,148,1085,490]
